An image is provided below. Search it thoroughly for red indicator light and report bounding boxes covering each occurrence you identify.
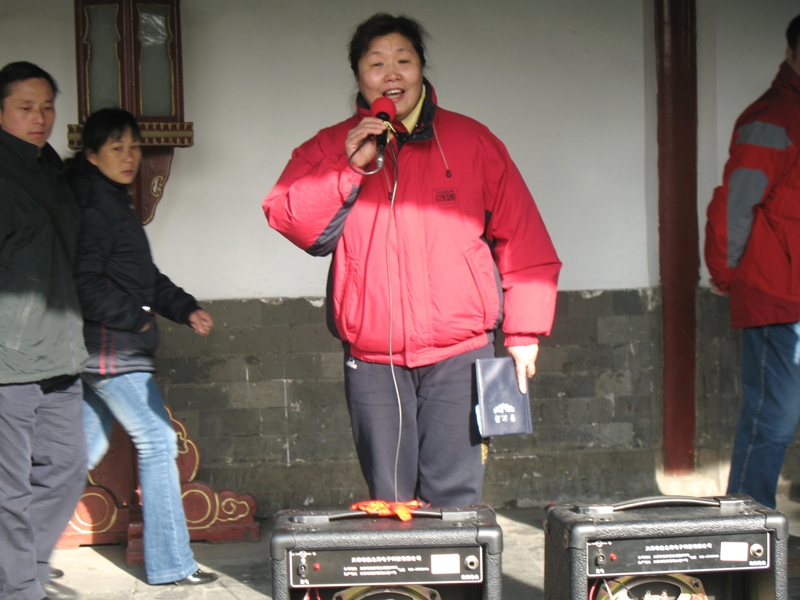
[313,563,321,571]
[609,554,618,561]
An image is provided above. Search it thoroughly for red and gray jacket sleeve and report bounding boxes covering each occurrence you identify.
[705,112,793,292]
[263,127,363,257]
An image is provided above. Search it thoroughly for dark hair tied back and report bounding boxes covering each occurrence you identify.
[81,108,141,154]
[348,13,427,77]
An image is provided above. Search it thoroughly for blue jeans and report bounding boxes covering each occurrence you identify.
[82,372,198,584]
[727,322,800,508]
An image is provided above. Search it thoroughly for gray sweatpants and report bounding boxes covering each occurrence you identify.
[344,344,493,508]
[0,377,87,600]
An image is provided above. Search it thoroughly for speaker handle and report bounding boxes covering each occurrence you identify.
[577,494,755,515]
[290,507,481,525]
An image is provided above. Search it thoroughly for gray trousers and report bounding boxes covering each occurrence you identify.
[0,377,87,600]
[344,344,493,508]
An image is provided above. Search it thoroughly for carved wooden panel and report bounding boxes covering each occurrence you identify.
[58,405,260,562]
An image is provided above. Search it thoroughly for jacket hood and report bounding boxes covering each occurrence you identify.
[774,61,800,97]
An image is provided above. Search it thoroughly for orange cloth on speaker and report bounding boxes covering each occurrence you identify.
[350,499,425,522]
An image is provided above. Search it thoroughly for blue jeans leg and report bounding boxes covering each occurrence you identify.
[82,385,114,471]
[82,372,198,584]
[727,323,800,508]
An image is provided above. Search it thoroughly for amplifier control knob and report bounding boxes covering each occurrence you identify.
[750,544,765,558]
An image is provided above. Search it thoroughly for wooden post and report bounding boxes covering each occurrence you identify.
[655,0,699,473]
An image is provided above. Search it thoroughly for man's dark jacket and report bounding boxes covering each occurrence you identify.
[72,166,199,375]
[0,129,87,383]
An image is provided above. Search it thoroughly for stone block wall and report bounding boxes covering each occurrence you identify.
[155,289,664,518]
[694,289,741,489]
[485,288,662,507]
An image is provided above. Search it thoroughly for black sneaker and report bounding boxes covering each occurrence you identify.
[168,569,219,586]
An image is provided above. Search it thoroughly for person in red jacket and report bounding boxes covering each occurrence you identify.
[705,14,800,509]
[263,13,561,508]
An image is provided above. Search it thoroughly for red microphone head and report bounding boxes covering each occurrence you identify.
[370,97,396,121]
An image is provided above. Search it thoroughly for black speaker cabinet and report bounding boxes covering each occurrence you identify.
[270,505,502,600]
[544,495,789,599]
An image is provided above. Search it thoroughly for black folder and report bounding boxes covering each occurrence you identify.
[474,356,533,437]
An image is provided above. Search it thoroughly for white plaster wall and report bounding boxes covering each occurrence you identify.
[0,3,77,157]
[147,0,653,298]
[0,0,651,298]
[697,0,799,288]
[2,1,796,299]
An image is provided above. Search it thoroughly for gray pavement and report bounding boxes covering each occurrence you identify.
[47,499,800,599]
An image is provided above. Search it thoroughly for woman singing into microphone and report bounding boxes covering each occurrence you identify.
[263,13,561,508]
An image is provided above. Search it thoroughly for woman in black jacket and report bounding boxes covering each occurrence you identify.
[71,108,217,586]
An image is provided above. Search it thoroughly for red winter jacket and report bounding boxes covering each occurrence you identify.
[263,85,561,367]
[705,62,800,329]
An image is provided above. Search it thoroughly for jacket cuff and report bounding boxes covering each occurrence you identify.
[503,334,540,347]
[179,301,201,326]
[339,155,364,187]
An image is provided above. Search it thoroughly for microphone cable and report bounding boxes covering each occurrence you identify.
[347,121,397,177]
[383,146,402,503]
[347,136,405,503]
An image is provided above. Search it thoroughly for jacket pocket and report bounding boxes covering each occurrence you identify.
[464,244,501,330]
[0,276,44,351]
[737,206,798,297]
[764,173,800,218]
[783,219,800,296]
[119,316,159,359]
[755,177,800,296]
[335,258,359,339]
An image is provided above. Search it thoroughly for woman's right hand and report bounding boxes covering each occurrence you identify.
[345,117,389,168]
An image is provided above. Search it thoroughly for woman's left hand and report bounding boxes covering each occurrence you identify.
[189,309,214,336]
[507,344,539,394]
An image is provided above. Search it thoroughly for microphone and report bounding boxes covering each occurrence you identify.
[370,97,396,169]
